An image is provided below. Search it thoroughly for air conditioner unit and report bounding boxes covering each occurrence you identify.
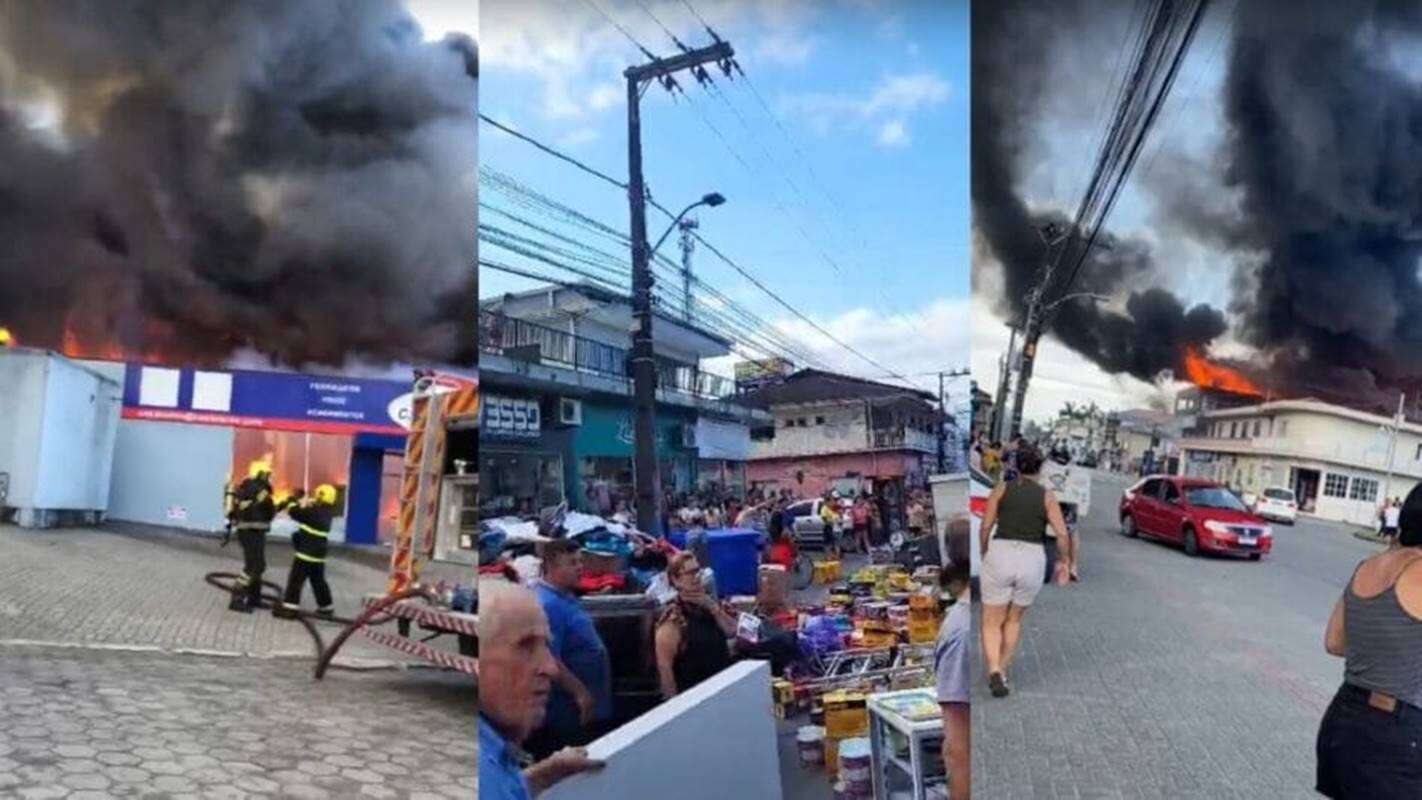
[559,397,583,426]
[682,423,698,448]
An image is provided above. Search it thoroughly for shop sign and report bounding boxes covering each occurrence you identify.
[121,364,413,435]
[483,395,541,438]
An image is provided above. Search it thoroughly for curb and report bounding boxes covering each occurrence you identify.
[1352,531,1391,545]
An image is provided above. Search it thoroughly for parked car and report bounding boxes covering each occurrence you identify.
[1253,487,1298,525]
[784,498,852,552]
[1119,475,1273,560]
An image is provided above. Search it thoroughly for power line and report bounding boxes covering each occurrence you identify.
[478,98,915,387]
[479,114,627,190]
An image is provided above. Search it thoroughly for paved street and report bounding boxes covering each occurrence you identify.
[0,523,466,662]
[972,472,1382,799]
[0,645,475,799]
[0,523,477,798]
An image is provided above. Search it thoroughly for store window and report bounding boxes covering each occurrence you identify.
[1349,476,1379,503]
[231,429,351,515]
[1323,473,1350,499]
[480,450,564,517]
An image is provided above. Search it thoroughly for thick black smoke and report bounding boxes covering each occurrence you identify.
[972,0,1226,385]
[1221,0,1422,408]
[976,0,1422,414]
[0,0,477,368]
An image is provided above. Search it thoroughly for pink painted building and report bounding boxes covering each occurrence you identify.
[740,370,939,526]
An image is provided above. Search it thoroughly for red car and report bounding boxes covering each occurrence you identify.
[1119,475,1273,560]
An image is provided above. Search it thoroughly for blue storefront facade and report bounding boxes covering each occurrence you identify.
[95,360,450,545]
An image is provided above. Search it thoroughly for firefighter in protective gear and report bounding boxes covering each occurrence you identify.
[275,483,338,619]
[228,461,276,612]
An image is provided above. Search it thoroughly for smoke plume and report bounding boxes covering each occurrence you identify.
[0,0,477,368]
[975,0,1422,413]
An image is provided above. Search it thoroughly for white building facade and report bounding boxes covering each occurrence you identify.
[1176,399,1422,527]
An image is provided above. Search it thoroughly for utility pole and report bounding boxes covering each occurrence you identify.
[992,323,1018,443]
[1382,391,1406,510]
[1008,224,1070,439]
[938,371,947,473]
[679,217,698,322]
[626,40,735,536]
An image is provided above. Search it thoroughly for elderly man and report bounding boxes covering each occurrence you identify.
[479,581,604,799]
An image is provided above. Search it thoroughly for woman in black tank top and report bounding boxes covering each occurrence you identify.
[1316,484,1422,798]
[655,552,738,699]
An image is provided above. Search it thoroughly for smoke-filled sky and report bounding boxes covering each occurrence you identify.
[973,0,1422,422]
[0,0,477,370]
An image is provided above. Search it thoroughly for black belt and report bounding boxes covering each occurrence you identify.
[1341,683,1422,719]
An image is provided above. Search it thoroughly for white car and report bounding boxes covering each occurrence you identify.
[1253,487,1298,525]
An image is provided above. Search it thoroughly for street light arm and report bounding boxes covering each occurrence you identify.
[651,193,724,257]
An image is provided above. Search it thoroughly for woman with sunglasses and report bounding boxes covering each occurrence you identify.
[654,551,738,699]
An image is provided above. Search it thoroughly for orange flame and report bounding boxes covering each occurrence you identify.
[1182,347,1263,397]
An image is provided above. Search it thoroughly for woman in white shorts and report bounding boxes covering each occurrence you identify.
[978,445,1071,698]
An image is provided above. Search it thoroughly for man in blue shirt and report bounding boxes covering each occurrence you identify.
[936,519,973,800]
[526,539,613,760]
[478,581,604,799]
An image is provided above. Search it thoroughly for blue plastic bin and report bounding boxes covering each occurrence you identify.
[667,527,765,596]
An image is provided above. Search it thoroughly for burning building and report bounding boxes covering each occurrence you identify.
[0,3,477,542]
[973,0,1422,422]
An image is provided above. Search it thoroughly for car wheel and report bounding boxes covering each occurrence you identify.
[1122,514,1138,538]
[1183,527,1199,557]
[1249,553,1262,561]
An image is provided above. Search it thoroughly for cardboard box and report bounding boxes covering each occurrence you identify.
[758,564,789,609]
[824,691,869,739]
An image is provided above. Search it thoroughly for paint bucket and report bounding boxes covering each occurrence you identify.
[839,737,873,796]
[797,725,825,767]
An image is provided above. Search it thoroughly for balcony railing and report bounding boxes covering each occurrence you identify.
[480,311,736,400]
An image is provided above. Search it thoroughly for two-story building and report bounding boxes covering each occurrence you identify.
[740,369,938,520]
[477,284,766,517]
[1176,397,1422,526]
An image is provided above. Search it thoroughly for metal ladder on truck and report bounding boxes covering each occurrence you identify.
[314,370,480,679]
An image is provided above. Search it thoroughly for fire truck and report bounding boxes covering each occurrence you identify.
[315,369,480,678]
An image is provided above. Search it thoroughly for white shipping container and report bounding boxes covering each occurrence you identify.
[0,349,122,526]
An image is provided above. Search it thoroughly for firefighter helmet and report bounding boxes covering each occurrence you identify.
[247,460,272,479]
[314,484,338,505]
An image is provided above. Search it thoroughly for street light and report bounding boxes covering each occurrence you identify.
[651,192,725,257]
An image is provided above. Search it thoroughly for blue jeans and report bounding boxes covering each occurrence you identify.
[1316,684,1422,798]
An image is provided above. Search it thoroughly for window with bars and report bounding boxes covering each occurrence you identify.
[1323,473,1350,498]
[1349,477,1379,503]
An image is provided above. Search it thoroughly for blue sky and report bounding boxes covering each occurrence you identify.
[478,0,970,399]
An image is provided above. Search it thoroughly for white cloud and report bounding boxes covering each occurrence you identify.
[877,120,908,148]
[754,31,816,66]
[558,127,600,148]
[781,71,950,144]
[971,303,1161,427]
[480,0,831,123]
[588,82,622,111]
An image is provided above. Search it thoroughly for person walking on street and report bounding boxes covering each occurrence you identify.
[227,461,276,612]
[479,581,605,799]
[526,540,612,761]
[820,494,842,555]
[978,446,1071,698]
[1316,484,1422,798]
[936,517,973,799]
[1382,498,1402,545]
[851,495,871,555]
[274,484,339,619]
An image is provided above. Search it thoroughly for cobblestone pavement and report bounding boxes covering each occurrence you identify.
[0,644,475,799]
[0,523,467,664]
[972,472,1382,799]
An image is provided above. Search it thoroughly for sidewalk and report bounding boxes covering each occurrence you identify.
[0,522,465,665]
